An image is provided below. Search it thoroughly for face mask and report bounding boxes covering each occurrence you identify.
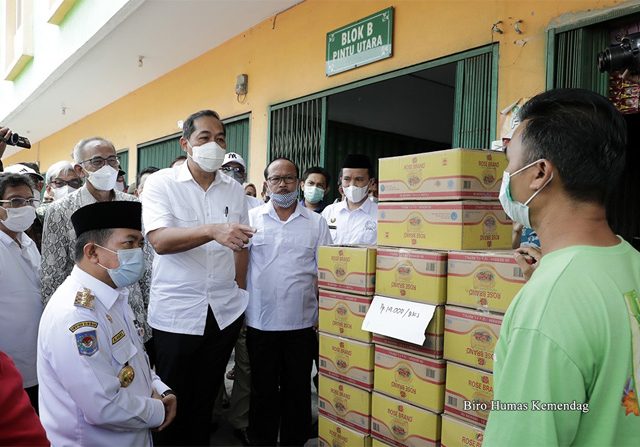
[115,182,127,192]
[188,142,226,173]
[52,185,76,201]
[96,246,145,288]
[304,185,325,204]
[222,170,245,185]
[498,159,553,229]
[85,165,118,191]
[0,206,36,232]
[343,184,369,204]
[269,190,298,208]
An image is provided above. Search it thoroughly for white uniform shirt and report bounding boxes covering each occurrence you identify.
[246,195,264,209]
[247,202,332,330]
[142,163,250,335]
[0,231,42,387]
[38,267,168,447]
[321,198,378,245]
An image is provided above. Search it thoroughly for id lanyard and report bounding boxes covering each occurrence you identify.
[623,290,640,409]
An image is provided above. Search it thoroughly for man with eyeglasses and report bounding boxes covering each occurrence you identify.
[0,173,43,412]
[40,137,153,360]
[141,109,255,446]
[221,152,263,210]
[321,154,378,245]
[43,160,83,203]
[245,157,331,446]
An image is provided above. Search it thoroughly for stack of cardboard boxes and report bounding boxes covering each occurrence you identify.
[317,245,377,447]
[369,149,514,447]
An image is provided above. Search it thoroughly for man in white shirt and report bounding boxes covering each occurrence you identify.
[322,154,378,245]
[246,157,332,446]
[221,152,264,210]
[37,201,176,446]
[0,174,42,411]
[40,137,153,353]
[141,109,255,446]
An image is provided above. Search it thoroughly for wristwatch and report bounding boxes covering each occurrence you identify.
[161,389,176,398]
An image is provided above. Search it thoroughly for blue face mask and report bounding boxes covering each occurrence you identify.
[304,185,325,204]
[96,245,145,288]
[498,159,553,229]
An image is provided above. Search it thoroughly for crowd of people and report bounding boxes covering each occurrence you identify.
[0,88,639,446]
[0,109,379,447]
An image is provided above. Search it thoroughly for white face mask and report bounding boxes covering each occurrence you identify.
[52,185,76,201]
[498,159,553,229]
[188,141,226,173]
[85,165,118,191]
[0,206,36,232]
[343,184,369,204]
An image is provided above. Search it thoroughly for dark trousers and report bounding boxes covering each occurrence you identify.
[25,385,38,414]
[247,326,315,447]
[153,309,243,446]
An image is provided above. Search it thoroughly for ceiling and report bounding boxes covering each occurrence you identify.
[2,0,302,159]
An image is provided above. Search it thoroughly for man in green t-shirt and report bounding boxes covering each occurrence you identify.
[484,88,640,446]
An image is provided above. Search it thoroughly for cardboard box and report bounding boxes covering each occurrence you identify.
[318,246,376,295]
[377,202,511,251]
[374,345,446,413]
[371,392,441,447]
[378,150,507,201]
[444,306,503,372]
[319,374,372,434]
[319,289,373,343]
[372,439,393,447]
[447,251,525,313]
[318,415,372,447]
[441,414,484,447]
[372,305,445,359]
[375,248,447,304]
[444,362,493,427]
[319,333,375,390]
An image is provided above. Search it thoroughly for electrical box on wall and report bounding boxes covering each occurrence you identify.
[236,74,248,95]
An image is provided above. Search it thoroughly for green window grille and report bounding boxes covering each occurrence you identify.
[225,116,250,165]
[117,149,129,175]
[549,27,608,95]
[452,51,496,149]
[137,135,182,173]
[269,97,326,176]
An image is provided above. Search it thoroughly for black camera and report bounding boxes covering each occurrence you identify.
[3,132,31,149]
[598,32,640,74]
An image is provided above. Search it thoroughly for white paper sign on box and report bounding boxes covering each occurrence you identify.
[361,295,436,345]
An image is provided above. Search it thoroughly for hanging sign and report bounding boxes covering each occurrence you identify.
[326,7,394,76]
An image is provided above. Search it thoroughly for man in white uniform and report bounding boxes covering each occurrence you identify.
[322,154,377,245]
[246,157,332,446]
[141,109,255,446]
[37,201,176,446]
[0,174,42,411]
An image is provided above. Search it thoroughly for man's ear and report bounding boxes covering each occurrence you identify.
[324,186,331,196]
[179,137,190,154]
[83,243,99,264]
[73,164,85,178]
[299,180,305,192]
[530,160,554,190]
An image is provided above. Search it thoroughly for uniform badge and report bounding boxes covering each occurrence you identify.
[133,319,145,339]
[74,288,96,310]
[330,218,336,223]
[118,364,135,387]
[75,330,99,356]
[111,330,126,345]
[106,314,112,323]
[69,321,98,332]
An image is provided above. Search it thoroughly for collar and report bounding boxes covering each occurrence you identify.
[263,201,309,222]
[176,159,225,187]
[300,199,326,214]
[70,265,122,310]
[337,197,372,214]
[79,185,125,204]
[0,230,32,248]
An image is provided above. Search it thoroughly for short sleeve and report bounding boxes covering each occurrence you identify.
[141,173,175,233]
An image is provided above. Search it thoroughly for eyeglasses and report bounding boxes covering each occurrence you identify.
[220,166,245,174]
[80,155,120,169]
[0,198,40,208]
[51,178,83,189]
[266,176,297,186]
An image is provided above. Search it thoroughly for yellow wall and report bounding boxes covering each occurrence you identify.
[3,0,626,184]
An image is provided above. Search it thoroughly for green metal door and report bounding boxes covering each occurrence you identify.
[452,49,498,149]
[117,149,129,174]
[224,115,250,165]
[137,135,182,173]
